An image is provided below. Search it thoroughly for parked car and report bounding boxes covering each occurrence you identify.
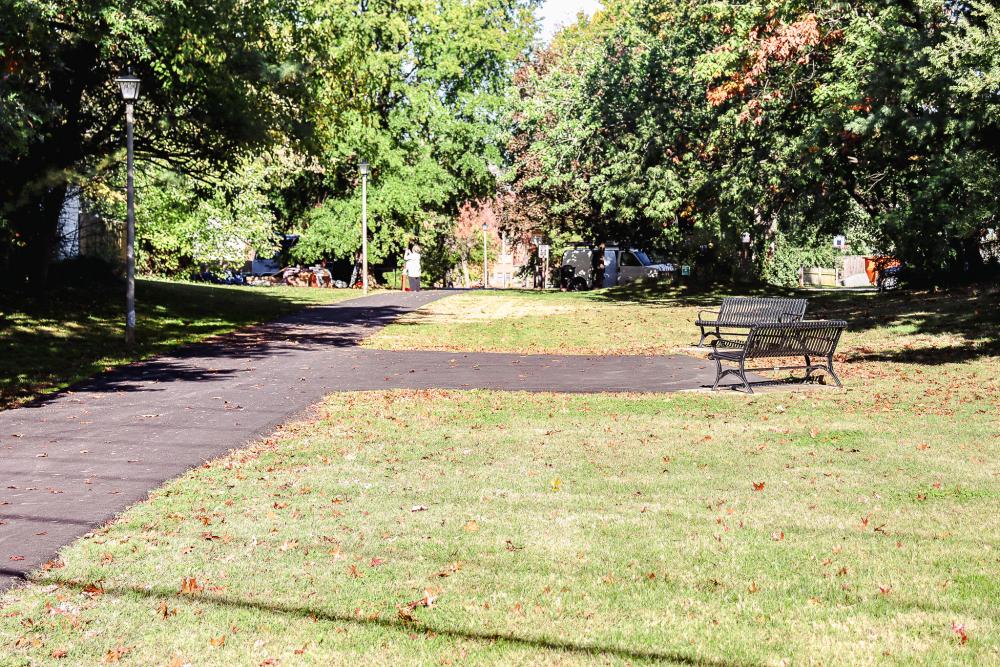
[559,246,674,290]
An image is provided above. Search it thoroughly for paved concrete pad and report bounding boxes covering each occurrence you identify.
[0,289,781,590]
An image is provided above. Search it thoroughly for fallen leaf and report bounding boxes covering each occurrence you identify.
[51,648,68,659]
[157,601,177,619]
[82,582,105,598]
[748,580,760,593]
[209,635,226,647]
[403,588,439,611]
[411,505,428,512]
[550,477,562,492]
[102,646,130,663]
[179,577,203,595]
[166,654,191,667]
[878,584,892,595]
[464,520,479,533]
[952,621,969,645]
[752,481,765,492]
[348,564,363,578]
[771,531,784,541]
[370,557,385,568]
[9,555,25,561]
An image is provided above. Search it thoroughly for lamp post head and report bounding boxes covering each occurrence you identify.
[482,223,488,232]
[115,73,142,102]
[359,159,369,177]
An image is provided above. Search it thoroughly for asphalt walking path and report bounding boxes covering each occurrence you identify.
[0,289,764,590]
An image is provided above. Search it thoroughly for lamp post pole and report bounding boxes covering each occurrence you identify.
[360,160,369,295]
[125,101,136,345]
[482,223,488,289]
[116,73,141,346]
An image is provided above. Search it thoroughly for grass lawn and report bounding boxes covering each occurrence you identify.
[0,284,997,665]
[365,282,1000,361]
[0,279,358,409]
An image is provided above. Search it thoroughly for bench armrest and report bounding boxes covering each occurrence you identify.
[698,308,721,321]
[777,311,800,323]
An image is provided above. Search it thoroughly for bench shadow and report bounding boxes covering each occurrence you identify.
[37,578,761,667]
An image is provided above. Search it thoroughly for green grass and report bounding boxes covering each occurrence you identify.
[1,283,998,665]
[0,278,358,409]
[366,282,1000,360]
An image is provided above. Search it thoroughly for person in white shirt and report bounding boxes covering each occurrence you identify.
[404,244,421,291]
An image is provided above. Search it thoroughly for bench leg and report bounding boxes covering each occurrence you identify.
[826,354,843,387]
[711,355,724,391]
[737,358,753,394]
[711,356,753,394]
[698,326,708,347]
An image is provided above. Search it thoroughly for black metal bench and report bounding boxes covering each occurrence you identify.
[696,297,808,347]
[709,320,847,394]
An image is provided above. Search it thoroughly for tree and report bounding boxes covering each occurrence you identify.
[504,0,1000,284]
[0,0,324,285]
[289,0,538,275]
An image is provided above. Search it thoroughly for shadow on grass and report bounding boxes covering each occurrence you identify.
[9,302,417,409]
[0,280,366,409]
[18,577,761,667]
[593,281,1000,364]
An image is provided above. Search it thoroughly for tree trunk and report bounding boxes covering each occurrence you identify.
[6,184,68,288]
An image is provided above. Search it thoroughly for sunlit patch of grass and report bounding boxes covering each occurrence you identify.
[0,385,996,665]
[365,287,714,355]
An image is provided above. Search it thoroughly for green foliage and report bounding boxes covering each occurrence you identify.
[505,0,1000,285]
[0,0,329,283]
[291,0,537,270]
[760,234,839,288]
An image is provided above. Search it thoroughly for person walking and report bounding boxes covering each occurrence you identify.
[404,243,422,291]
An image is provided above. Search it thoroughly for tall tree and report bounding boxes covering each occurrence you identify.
[289,0,538,269]
[0,0,322,285]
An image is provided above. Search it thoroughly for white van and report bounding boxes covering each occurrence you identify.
[559,246,674,290]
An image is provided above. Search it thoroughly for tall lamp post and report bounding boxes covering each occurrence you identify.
[482,223,488,289]
[359,159,369,295]
[115,72,141,346]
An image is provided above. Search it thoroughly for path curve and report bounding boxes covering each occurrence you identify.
[0,289,767,590]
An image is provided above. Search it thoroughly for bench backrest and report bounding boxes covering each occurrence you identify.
[744,321,847,359]
[717,297,808,324]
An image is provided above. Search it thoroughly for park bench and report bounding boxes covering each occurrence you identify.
[695,297,808,347]
[708,320,847,394]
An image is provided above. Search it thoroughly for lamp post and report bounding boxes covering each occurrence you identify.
[482,223,488,289]
[359,159,369,295]
[115,72,141,346]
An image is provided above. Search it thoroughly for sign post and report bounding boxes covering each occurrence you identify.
[538,244,550,289]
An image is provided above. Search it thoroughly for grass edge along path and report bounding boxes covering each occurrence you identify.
[0,278,360,410]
